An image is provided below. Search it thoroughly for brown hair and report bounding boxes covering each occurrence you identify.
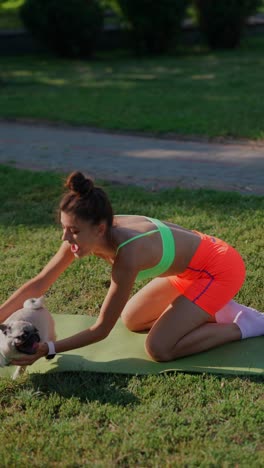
[60,171,113,226]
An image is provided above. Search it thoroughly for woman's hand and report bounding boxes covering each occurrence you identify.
[11,342,49,366]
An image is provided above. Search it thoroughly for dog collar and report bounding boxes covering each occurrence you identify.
[45,341,56,360]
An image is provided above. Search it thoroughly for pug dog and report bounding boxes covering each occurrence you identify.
[0,296,56,379]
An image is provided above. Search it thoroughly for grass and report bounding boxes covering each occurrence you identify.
[0,165,263,466]
[1,34,264,140]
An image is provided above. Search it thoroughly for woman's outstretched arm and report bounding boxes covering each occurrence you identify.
[11,255,138,365]
[0,242,74,322]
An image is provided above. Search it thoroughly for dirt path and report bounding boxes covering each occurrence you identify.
[0,121,263,194]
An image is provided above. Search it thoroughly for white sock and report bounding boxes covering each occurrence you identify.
[215,300,264,339]
[234,307,264,339]
[215,300,244,323]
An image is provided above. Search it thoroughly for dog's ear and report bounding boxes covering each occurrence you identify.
[0,324,9,335]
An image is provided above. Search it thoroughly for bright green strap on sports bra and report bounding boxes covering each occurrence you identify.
[136,218,175,281]
[115,216,175,281]
[116,229,159,253]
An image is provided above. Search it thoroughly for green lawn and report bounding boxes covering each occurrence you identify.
[0,166,263,466]
[1,35,264,140]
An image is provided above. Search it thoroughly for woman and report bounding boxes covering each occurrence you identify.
[1,171,263,365]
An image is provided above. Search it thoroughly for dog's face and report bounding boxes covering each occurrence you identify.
[0,320,40,357]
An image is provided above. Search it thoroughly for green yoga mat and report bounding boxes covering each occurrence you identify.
[0,314,263,377]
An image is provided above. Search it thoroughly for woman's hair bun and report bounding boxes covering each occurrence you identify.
[61,171,114,226]
[65,171,94,196]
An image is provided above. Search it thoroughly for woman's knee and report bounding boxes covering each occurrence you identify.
[145,334,177,362]
[120,310,138,331]
[121,310,153,332]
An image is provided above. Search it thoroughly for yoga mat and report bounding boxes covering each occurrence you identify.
[0,314,263,377]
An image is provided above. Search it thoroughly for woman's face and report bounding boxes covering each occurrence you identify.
[60,211,105,258]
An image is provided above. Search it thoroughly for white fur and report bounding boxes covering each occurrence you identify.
[0,296,56,379]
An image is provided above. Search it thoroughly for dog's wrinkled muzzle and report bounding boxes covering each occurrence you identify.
[15,332,41,355]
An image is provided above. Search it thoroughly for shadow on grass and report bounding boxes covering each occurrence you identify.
[27,368,264,407]
[29,371,140,407]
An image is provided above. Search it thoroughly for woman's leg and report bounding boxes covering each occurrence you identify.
[145,295,241,362]
[121,278,181,331]
[121,278,264,361]
[121,277,262,332]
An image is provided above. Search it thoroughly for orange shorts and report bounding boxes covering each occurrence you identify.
[168,232,246,317]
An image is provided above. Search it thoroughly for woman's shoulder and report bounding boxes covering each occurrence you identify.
[114,214,145,224]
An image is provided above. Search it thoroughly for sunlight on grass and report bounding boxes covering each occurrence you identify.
[191,74,215,80]
[1,36,264,138]
[11,70,33,77]
[39,78,68,86]
[1,0,24,11]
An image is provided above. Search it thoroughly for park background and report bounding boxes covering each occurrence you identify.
[0,1,264,466]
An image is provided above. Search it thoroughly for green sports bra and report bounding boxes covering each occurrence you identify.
[116,216,175,281]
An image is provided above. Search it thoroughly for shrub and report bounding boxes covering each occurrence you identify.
[194,0,261,49]
[117,0,188,54]
[20,0,104,58]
